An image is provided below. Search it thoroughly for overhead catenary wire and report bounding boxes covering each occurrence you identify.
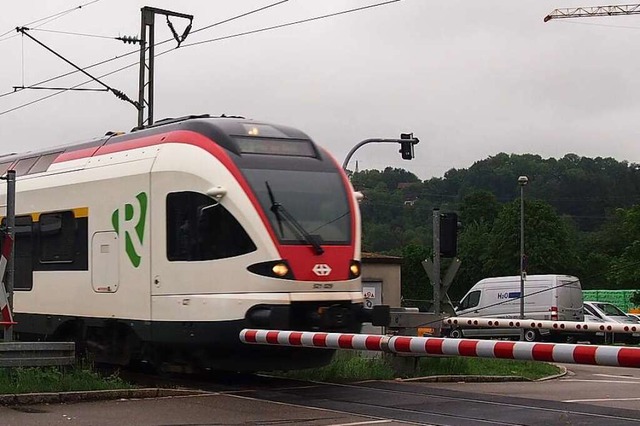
[22,6,300,43]
[16,27,139,109]
[181,0,401,49]
[0,0,102,42]
[0,0,402,117]
[28,28,118,40]
[0,0,291,100]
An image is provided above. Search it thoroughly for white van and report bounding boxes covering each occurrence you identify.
[450,275,583,342]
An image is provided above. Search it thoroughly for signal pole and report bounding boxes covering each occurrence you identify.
[432,209,441,317]
[341,134,419,172]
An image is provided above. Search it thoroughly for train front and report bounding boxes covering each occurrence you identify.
[224,120,365,369]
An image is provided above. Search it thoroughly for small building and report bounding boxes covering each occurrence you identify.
[361,252,402,335]
[361,252,402,309]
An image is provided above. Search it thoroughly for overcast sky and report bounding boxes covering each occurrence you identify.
[1,1,639,180]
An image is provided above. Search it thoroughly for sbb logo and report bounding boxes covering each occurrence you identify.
[312,264,332,276]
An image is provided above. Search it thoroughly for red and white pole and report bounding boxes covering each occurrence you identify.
[445,317,639,334]
[240,329,640,368]
[240,329,389,352]
[388,335,640,368]
[0,234,15,328]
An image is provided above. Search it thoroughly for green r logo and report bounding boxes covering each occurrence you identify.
[112,192,148,268]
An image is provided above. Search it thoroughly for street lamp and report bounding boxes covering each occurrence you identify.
[518,175,528,340]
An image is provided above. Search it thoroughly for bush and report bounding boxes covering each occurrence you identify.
[0,365,131,394]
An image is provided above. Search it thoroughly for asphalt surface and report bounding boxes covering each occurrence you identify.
[424,363,640,411]
[0,393,397,426]
[1,364,639,425]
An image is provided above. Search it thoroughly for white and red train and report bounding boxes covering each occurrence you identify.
[0,114,366,371]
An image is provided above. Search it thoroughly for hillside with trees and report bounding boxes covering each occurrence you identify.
[350,153,640,303]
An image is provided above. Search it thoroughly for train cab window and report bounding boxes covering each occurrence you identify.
[167,191,256,261]
[13,157,38,176]
[39,211,75,263]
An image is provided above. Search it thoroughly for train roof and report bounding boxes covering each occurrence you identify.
[0,114,317,177]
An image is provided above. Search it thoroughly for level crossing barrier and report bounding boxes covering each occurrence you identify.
[240,329,640,368]
[0,233,15,328]
[0,232,75,366]
[444,317,639,334]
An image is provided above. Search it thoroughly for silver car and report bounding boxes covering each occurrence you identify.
[583,301,640,344]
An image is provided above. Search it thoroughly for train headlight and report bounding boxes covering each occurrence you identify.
[247,260,295,280]
[272,262,289,277]
[349,260,361,279]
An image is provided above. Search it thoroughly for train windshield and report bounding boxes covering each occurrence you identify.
[242,168,351,245]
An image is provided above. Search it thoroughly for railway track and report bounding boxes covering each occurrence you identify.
[114,368,640,426]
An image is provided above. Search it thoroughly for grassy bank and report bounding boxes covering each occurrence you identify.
[274,351,561,382]
[0,365,132,394]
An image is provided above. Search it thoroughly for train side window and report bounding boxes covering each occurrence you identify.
[167,191,256,261]
[13,157,38,176]
[39,211,75,263]
[0,162,13,176]
[30,152,61,174]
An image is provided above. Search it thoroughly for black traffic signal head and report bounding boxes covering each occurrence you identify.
[440,212,459,258]
[399,133,416,160]
[400,141,414,160]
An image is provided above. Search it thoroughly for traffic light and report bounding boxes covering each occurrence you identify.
[399,133,415,160]
[440,212,459,258]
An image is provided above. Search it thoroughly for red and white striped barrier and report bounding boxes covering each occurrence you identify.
[240,329,640,368]
[240,329,389,351]
[388,335,640,367]
[0,234,15,328]
[445,317,639,334]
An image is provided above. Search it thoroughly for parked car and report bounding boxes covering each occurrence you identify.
[628,313,640,322]
[449,275,583,342]
[572,312,606,344]
[583,301,640,344]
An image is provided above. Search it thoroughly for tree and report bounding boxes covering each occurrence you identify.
[400,243,431,304]
[453,221,491,300]
[459,190,500,227]
[351,167,419,192]
[483,199,579,277]
[606,205,640,289]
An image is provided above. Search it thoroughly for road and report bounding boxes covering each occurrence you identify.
[424,363,640,410]
[0,364,639,425]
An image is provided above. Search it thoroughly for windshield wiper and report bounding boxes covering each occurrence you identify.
[265,181,324,255]
[265,181,285,237]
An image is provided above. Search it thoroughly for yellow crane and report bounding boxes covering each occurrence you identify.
[544,3,640,22]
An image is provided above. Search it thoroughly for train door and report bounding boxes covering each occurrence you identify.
[91,231,119,293]
[150,183,217,297]
[149,170,189,299]
[150,184,258,297]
